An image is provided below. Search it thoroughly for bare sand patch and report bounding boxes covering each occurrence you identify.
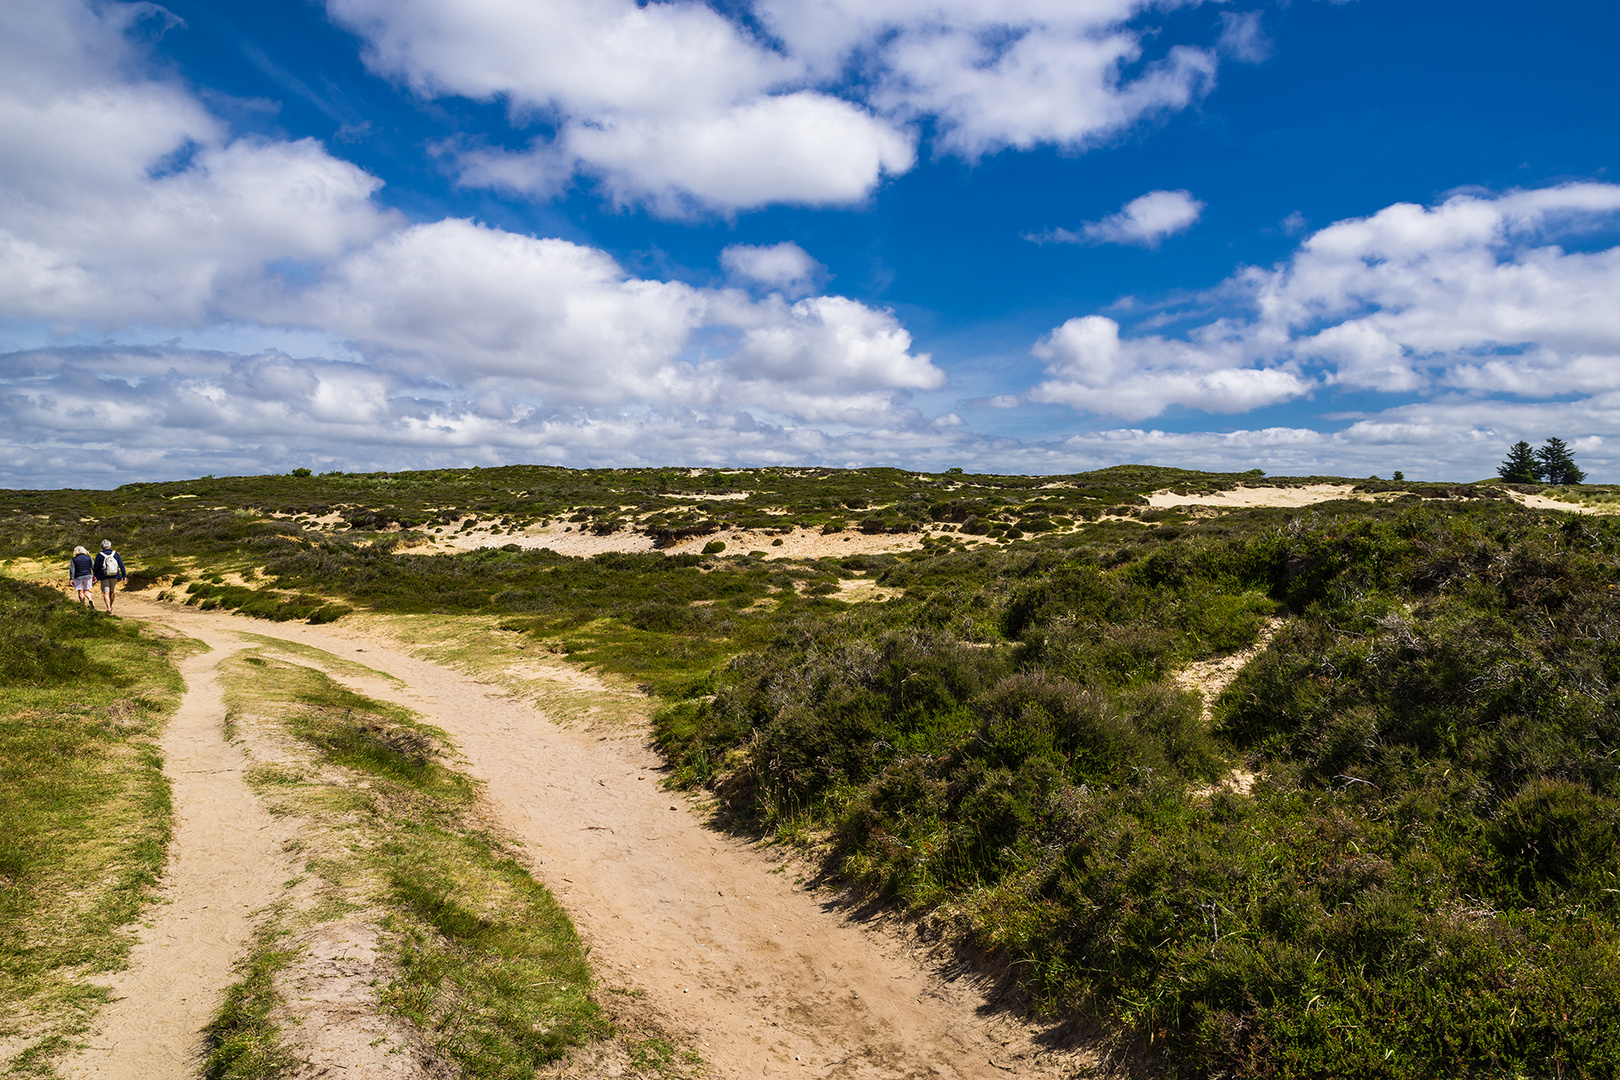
[1174,619,1282,725]
[1148,483,1619,517]
[410,524,928,560]
[1146,483,1367,509]
[1178,620,1281,801]
[270,920,426,1080]
[834,577,902,603]
[1503,490,1614,514]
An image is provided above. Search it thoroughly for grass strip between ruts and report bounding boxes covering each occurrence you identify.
[203,647,619,1079]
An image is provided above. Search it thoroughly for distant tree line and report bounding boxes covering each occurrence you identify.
[1498,438,1586,485]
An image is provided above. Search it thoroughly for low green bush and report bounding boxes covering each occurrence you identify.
[653,504,1620,1078]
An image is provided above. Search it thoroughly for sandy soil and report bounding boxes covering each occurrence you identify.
[408,523,933,560]
[1504,490,1611,514]
[1176,620,1282,800]
[1147,483,1612,516]
[58,629,299,1080]
[113,596,1100,1080]
[1145,483,1369,509]
[1173,619,1281,725]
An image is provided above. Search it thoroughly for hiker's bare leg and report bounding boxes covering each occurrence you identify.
[102,582,115,613]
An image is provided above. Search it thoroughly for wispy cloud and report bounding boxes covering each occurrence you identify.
[721,242,823,296]
[1028,189,1205,248]
[1217,11,1272,64]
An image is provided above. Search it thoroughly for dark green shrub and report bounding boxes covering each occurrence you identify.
[1489,778,1619,894]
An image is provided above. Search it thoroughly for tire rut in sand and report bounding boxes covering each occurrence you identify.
[57,630,298,1080]
[119,597,1102,1080]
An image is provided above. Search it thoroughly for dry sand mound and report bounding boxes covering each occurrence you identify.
[1147,483,1607,515]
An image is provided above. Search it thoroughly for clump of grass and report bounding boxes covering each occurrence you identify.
[0,576,191,1072]
[208,647,612,1076]
[201,944,298,1080]
[382,829,607,1075]
[182,580,350,623]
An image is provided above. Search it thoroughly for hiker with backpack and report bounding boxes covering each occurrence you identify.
[68,545,95,607]
[94,539,126,613]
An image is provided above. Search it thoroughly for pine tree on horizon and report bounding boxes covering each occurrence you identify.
[1498,440,1542,484]
[1535,437,1586,486]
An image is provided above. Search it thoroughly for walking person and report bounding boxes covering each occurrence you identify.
[94,539,126,614]
[68,545,95,607]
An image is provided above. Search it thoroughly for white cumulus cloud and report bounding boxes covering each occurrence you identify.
[0,2,396,327]
[0,1,951,463]
[1028,314,1309,420]
[1028,183,1620,421]
[327,0,1235,214]
[1257,184,1620,393]
[754,0,1219,157]
[0,340,959,487]
[269,219,941,424]
[328,0,912,214]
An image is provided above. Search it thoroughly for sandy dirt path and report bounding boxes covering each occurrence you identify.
[116,597,1095,1080]
[59,626,297,1080]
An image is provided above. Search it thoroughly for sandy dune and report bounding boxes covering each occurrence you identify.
[1144,483,1366,509]
[1147,482,1608,515]
[412,522,932,560]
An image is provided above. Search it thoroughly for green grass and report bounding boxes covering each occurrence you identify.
[0,461,1413,577]
[180,581,350,623]
[381,829,605,1076]
[205,648,610,1077]
[0,577,194,1076]
[200,945,297,1080]
[231,633,403,687]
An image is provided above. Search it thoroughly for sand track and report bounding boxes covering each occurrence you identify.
[59,626,299,1080]
[108,597,1096,1080]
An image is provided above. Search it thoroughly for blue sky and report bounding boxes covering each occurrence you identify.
[2,0,1618,486]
